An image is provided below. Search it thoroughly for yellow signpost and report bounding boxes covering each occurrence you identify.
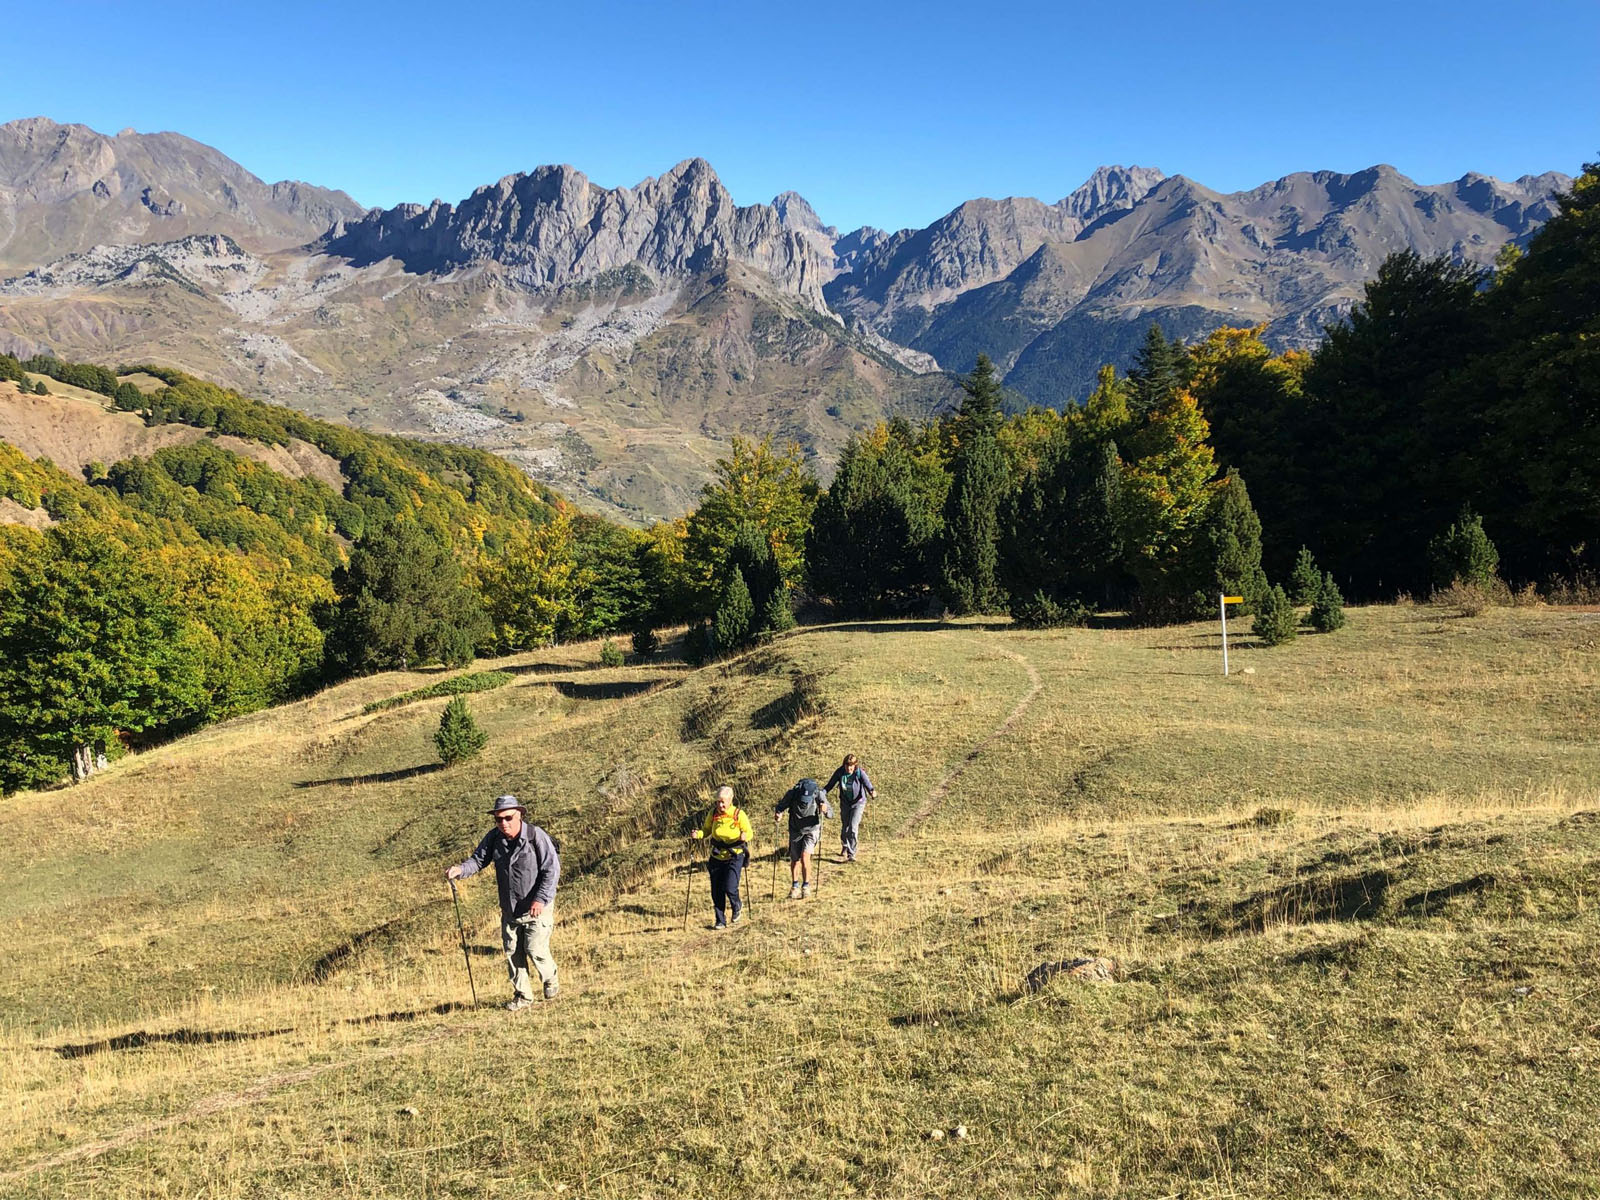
[1220,594,1243,674]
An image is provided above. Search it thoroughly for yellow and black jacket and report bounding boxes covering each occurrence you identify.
[700,806,753,863]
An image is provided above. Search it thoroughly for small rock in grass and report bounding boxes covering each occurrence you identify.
[927,1128,945,1141]
[1025,956,1120,991]
[399,1106,418,1117]
[939,887,952,896]
[954,1125,969,1140]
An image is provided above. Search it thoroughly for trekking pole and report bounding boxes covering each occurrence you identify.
[742,844,754,922]
[682,839,697,932]
[448,878,478,1009]
[771,817,780,901]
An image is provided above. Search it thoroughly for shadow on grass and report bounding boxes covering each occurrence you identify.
[55,1025,293,1059]
[293,762,446,789]
[546,679,663,701]
[55,1002,477,1058]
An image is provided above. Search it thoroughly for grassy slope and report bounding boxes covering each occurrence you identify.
[1,605,1597,1197]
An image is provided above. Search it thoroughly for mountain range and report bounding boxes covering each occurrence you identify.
[0,117,1571,521]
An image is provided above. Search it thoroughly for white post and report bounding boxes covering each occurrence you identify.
[1220,592,1229,676]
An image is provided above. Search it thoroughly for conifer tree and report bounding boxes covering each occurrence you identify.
[1289,546,1321,605]
[711,567,754,653]
[435,696,488,765]
[1252,583,1298,646]
[1197,471,1269,612]
[940,421,1007,615]
[1427,508,1500,590]
[956,353,1005,431]
[1308,571,1346,632]
[1127,324,1187,418]
[327,520,489,673]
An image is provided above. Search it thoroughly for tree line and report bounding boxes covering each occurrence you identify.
[2,161,1593,792]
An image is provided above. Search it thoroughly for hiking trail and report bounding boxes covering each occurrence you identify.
[895,645,1041,837]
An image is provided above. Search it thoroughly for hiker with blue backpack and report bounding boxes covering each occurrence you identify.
[824,753,876,863]
[774,777,832,899]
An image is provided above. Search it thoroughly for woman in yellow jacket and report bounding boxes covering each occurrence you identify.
[693,785,753,929]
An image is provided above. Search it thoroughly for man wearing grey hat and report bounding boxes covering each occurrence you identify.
[446,795,561,1010]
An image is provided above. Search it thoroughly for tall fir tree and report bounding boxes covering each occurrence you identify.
[1127,324,1188,419]
[940,425,1007,615]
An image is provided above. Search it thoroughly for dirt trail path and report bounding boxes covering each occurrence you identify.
[894,646,1041,837]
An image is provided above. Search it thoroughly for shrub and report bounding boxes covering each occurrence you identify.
[1433,579,1490,617]
[1428,508,1499,590]
[599,638,624,667]
[1252,584,1298,646]
[435,696,488,765]
[1010,590,1089,629]
[631,626,659,660]
[1307,571,1346,632]
[1289,547,1320,606]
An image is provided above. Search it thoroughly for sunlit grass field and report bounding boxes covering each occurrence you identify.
[2,603,1597,1197]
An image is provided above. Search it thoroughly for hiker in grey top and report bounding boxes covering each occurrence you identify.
[446,795,560,1010]
[825,753,875,863]
[774,778,832,900]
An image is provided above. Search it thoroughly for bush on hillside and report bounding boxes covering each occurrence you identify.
[631,626,659,660]
[1307,571,1346,632]
[599,638,624,667]
[1010,590,1089,629]
[435,696,488,765]
[1428,508,1499,591]
[1252,584,1298,646]
[711,569,754,654]
[1290,547,1321,606]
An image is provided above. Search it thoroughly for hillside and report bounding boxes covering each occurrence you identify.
[1,605,1596,1197]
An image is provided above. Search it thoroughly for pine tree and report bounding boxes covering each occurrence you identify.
[1252,584,1298,647]
[1308,571,1346,633]
[956,354,1005,431]
[435,696,487,765]
[940,426,1007,615]
[727,522,784,636]
[1127,324,1187,418]
[1289,546,1320,606]
[711,568,754,653]
[1427,508,1499,590]
[1197,471,1269,612]
[327,520,489,674]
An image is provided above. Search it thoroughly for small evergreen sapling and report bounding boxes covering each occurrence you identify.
[631,626,659,660]
[1308,571,1346,632]
[711,568,754,653]
[435,696,488,765]
[1290,547,1321,606]
[1252,584,1298,646]
[1428,508,1499,590]
[599,638,624,667]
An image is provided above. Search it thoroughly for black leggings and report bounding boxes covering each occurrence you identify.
[707,853,746,920]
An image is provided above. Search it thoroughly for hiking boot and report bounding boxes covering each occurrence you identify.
[789,882,802,900]
[543,980,560,1000]
[801,882,812,899]
[713,918,727,930]
[506,996,537,1012]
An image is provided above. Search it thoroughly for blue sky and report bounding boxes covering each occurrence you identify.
[6,0,1596,233]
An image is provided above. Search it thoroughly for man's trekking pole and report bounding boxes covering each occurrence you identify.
[742,844,754,922]
[448,878,478,1009]
[682,839,697,932]
[771,816,780,901]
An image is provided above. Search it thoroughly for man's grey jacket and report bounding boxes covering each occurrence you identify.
[455,823,560,918]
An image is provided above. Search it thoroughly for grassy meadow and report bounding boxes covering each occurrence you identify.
[1,603,1597,1197]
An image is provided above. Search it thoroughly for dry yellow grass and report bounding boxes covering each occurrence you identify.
[1,605,1597,1197]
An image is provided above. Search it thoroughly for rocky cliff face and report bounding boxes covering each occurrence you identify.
[0,118,368,269]
[322,159,834,311]
[826,162,1568,401]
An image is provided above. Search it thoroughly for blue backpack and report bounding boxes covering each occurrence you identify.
[790,778,823,820]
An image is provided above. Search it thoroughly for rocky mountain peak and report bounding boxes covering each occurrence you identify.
[322,158,832,308]
[0,117,367,270]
